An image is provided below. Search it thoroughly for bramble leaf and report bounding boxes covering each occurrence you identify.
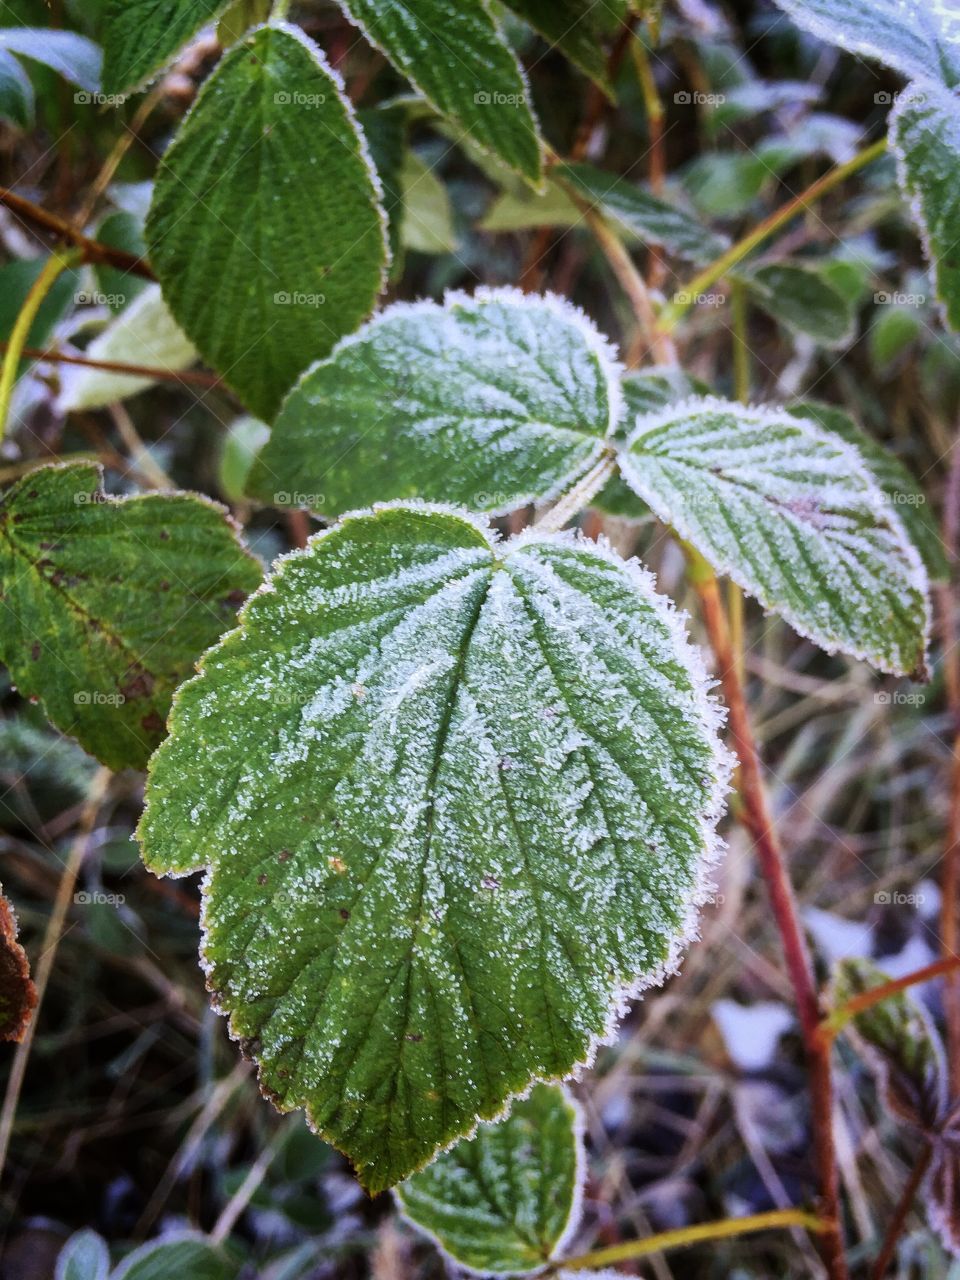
[832,957,946,1130]
[58,285,197,412]
[249,289,622,517]
[337,0,544,183]
[111,1233,233,1280]
[54,1230,109,1280]
[503,0,612,96]
[138,504,729,1192]
[145,24,389,421]
[0,28,102,94]
[101,0,227,95]
[558,162,729,264]
[619,397,930,676]
[397,1083,584,1274]
[0,463,261,770]
[891,82,960,333]
[771,0,960,88]
[788,401,949,582]
[743,262,857,347]
[0,887,36,1042]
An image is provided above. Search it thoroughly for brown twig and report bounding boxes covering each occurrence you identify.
[4,341,220,389]
[869,1141,932,1280]
[821,955,960,1044]
[0,187,156,280]
[687,554,848,1280]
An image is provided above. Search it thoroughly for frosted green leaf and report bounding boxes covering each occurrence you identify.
[788,401,948,582]
[0,28,101,93]
[58,285,197,411]
[592,369,709,522]
[338,0,544,183]
[55,1230,109,1280]
[396,1083,584,1274]
[891,82,960,333]
[145,24,389,422]
[0,462,261,770]
[111,1233,233,1280]
[503,0,612,95]
[219,416,270,504]
[743,262,857,347]
[138,504,730,1192]
[101,0,228,95]
[832,957,946,1130]
[248,288,623,517]
[558,163,728,264]
[619,397,930,676]
[771,0,960,87]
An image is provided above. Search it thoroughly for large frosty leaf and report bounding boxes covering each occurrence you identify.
[771,0,960,87]
[249,289,622,517]
[744,262,857,348]
[891,82,960,333]
[338,0,543,184]
[138,504,729,1192]
[101,0,228,95]
[619,398,930,676]
[789,401,949,582]
[58,285,197,412]
[832,958,946,1131]
[397,1083,584,1274]
[145,24,389,422]
[558,163,729,264]
[0,463,261,770]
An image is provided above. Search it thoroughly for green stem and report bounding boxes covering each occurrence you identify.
[533,452,617,533]
[556,1208,828,1272]
[658,137,887,334]
[271,0,291,18]
[0,246,81,442]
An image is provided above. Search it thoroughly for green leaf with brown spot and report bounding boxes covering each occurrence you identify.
[0,462,261,770]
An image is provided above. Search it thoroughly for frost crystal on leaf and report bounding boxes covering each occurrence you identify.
[250,287,623,518]
[396,1083,584,1275]
[138,503,730,1193]
[619,397,930,677]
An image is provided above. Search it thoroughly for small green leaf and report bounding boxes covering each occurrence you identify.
[55,1230,109,1280]
[219,416,270,504]
[891,82,960,333]
[338,0,543,183]
[0,462,261,770]
[0,50,34,127]
[558,162,729,263]
[833,957,946,1130]
[217,0,270,47]
[397,1083,584,1274]
[145,24,389,421]
[869,303,923,371]
[0,256,81,379]
[771,0,960,88]
[0,28,102,93]
[101,0,227,95]
[94,210,149,314]
[359,105,408,277]
[249,288,622,517]
[58,285,197,411]
[138,503,730,1192]
[788,400,949,582]
[400,151,458,254]
[619,397,930,676]
[743,262,857,347]
[503,0,613,95]
[479,179,581,233]
[111,1233,233,1280]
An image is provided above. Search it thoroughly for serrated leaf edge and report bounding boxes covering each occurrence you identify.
[393,1084,587,1277]
[619,394,932,677]
[138,498,732,1191]
[336,0,546,186]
